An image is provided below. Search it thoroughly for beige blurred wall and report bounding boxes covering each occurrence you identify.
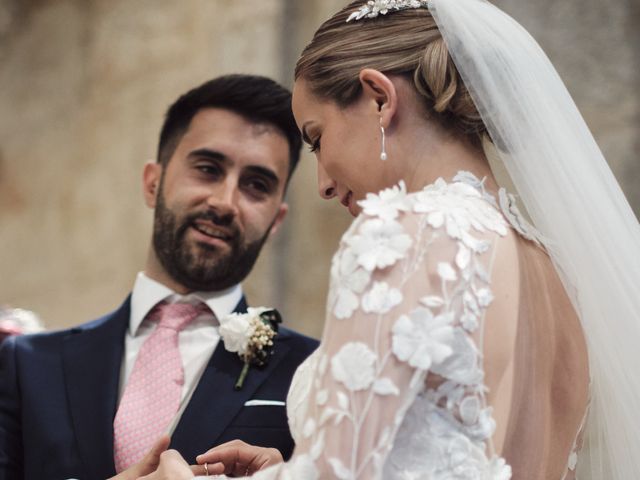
[1,0,638,339]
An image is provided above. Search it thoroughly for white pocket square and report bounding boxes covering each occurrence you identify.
[244,399,286,407]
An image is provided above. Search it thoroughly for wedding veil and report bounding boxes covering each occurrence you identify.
[428,0,640,477]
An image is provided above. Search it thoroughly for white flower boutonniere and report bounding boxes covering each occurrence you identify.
[219,307,282,390]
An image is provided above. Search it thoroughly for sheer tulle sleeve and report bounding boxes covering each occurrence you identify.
[197,180,515,480]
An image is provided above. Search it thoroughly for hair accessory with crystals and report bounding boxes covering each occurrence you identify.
[347,0,430,22]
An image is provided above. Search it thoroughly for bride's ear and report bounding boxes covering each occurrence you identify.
[358,68,398,129]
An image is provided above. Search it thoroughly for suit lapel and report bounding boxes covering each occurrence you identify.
[62,297,130,479]
[171,297,291,462]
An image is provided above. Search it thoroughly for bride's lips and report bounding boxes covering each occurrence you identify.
[340,191,357,217]
[189,220,235,247]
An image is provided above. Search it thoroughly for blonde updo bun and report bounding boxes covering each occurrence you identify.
[415,38,486,135]
[295,1,488,144]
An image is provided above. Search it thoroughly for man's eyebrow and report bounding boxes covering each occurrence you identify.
[188,148,228,162]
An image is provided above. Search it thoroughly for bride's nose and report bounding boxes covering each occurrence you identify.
[317,163,337,199]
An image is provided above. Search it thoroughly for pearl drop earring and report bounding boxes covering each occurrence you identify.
[379,119,387,161]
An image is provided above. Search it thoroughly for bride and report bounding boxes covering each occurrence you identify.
[132,0,640,478]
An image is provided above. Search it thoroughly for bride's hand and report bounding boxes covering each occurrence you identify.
[137,449,195,480]
[108,435,170,480]
[194,439,283,477]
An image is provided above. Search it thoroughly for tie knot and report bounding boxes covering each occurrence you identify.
[148,301,210,331]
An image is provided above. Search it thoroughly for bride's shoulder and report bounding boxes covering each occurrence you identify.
[346,175,510,244]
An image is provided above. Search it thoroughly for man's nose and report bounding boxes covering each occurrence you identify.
[205,181,239,224]
[317,163,336,199]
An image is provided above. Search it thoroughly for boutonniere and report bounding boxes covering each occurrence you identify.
[219,307,282,390]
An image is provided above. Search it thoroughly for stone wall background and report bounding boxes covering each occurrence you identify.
[1,0,638,339]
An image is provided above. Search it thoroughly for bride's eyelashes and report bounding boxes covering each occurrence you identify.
[301,125,321,153]
[300,125,321,153]
[308,137,321,153]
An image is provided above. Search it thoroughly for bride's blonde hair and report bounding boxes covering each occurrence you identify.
[295,1,487,145]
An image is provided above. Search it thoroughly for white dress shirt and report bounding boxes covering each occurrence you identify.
[118,272,243,434]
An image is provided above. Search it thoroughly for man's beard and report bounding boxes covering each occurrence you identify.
[152,190,272,292]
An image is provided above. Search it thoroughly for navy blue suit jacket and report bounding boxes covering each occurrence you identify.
[0,296,318,480]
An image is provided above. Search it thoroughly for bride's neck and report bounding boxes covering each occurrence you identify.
[395,118,498,193]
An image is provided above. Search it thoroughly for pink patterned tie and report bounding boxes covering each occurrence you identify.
[113,301,209,472]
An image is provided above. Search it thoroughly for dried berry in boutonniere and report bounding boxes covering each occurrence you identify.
[219,307,282,390]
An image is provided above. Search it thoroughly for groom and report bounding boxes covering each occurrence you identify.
[0,74,318,480]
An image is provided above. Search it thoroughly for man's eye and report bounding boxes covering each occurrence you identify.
[196,164,221,176]
[244,178,271,195]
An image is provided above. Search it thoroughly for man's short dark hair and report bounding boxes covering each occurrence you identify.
[157,74,302,179]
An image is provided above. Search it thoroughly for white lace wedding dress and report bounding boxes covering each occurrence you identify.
[212,173,590,480]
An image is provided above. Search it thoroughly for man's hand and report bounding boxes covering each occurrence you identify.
[194,439,284,477]
[108,435,170,480]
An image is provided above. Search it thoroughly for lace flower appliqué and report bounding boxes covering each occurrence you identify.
[331,342,377,391]
[414,178,507,252]
[358,180,412,221]
[347,218,412,271]
[362,281,403,314]
[328,249,371,320]
[498,188,545,246]
[453,170,546,248]
[392,307,455,370]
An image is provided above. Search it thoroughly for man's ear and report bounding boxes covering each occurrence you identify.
[142,161,162,208]
[268,203,289,237]
[358,68,398,129]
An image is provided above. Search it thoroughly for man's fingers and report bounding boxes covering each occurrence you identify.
[196,446,241,467]
[195,443,282,476]
[212,439,247,449]
[189,462,225,476]
[196,439,248,464]
[189,464,204,476]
